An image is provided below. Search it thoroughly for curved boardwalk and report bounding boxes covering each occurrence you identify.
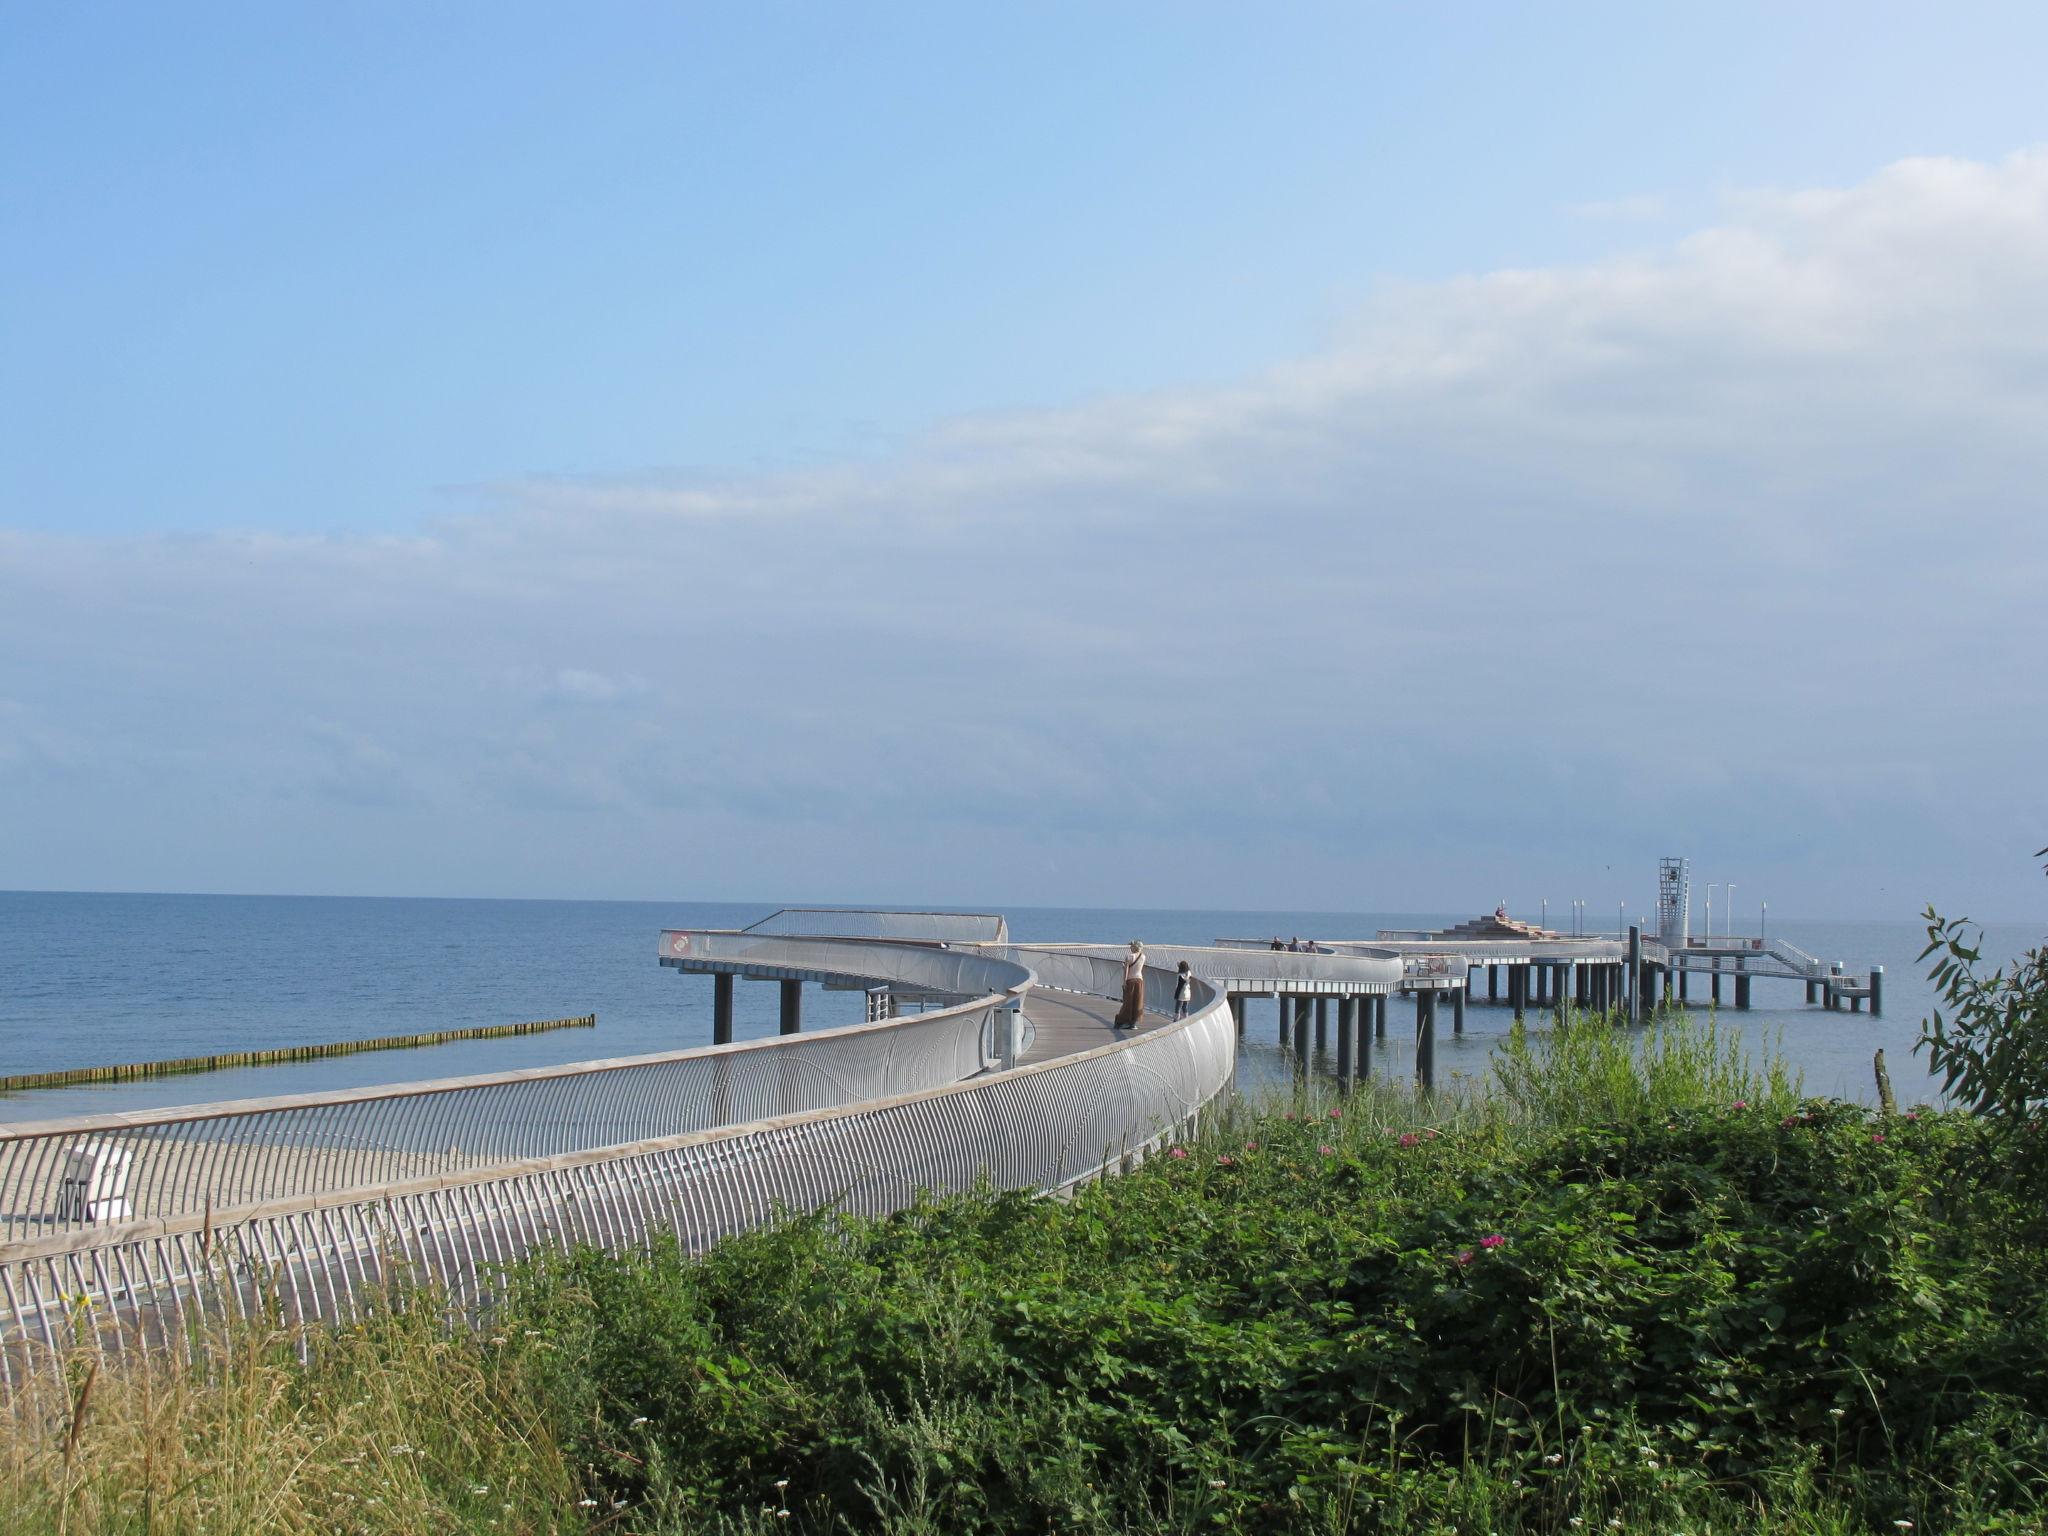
[0,930,1230,1380]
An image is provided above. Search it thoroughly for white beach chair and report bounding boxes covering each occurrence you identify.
[54,1140,134,1223]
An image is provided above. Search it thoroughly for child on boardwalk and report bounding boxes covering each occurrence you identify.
[1173,960,1194,1020]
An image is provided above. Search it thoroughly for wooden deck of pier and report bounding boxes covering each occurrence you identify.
[1018,990,1168,1065]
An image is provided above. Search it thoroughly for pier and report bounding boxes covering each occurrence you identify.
[0,865,1886,1383]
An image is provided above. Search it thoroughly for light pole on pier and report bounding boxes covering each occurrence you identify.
[1706,884,1719,942]
[1541,898,1548,930]
[1761,900,1768,944]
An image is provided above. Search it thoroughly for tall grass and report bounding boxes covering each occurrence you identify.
[1485,1004,1803,1126]
[0,1298,579,1534]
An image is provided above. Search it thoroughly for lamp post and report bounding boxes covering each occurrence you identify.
[1541,898,1548,931]
[1761,900,1768,944]
[1706,884,1719,943]
[1618,900,1625,940]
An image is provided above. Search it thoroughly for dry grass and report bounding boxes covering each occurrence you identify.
[0,1297,585,1535]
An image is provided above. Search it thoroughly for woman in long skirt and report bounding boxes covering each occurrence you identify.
[1115,940,1146,1028]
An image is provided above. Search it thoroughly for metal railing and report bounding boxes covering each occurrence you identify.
[0,940,1034,1245]
[989,943,1404,996]
[0,940,1235,1382]
[741,908,1010,944]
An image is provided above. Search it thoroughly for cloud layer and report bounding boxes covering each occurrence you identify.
[5,153,2046,917]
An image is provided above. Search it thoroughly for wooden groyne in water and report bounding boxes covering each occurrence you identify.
[0,1015,597,1092]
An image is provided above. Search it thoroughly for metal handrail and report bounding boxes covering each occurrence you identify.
[0,949,1235,1382]
[0,937,1037,1245]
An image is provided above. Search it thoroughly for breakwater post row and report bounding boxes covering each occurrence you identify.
[0,1014,598,1093]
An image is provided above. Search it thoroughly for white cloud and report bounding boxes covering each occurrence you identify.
[3,152,2045,913]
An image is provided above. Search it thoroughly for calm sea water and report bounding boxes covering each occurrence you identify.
[0,891,2035,1122]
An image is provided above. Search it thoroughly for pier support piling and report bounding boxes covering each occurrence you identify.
[1735,975,1751,1010]
[1315,996,1329,1049]
[779,979,802,1035]
[1870,966,1884,1017]
[1628,927,1643,1026]
[1294,997,1311,1071]
[1374,994,1388,1041]
[713,972,734,1046]
[1336,997,1355,1087]
[1416,992,1437,1090]
[1452,988,1466,1034]
[1488,965,1499,1003]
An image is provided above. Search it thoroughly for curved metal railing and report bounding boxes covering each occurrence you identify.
[0,939,1235,1381]
[0,940,1033,1244]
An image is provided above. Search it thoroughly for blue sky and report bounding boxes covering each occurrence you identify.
[3,4,2046,920]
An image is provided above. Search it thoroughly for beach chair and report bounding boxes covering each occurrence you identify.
[54,1140,134,1223]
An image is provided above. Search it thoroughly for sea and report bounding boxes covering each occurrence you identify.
[0,891,2036,1123]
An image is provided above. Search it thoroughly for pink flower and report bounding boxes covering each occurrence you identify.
[1903,1112,1919,1121]
[1328,1109,1342,1120]
[1318,1144,1334,1157]
[1455,1250,1474,1266]
[1398,1133,1420,1148]
[1282,1112,1296,1122]
[1168,1146,1189,1160]
[1732,1100,1748,1111]
[1781,1116,1800,1129]
[1479,1234,1506,1250]
[1244,1140,1260,1152]
[1215,1154,1236,1167]
[1871,1133,1885,1144]
[1423,1129,1440,1141]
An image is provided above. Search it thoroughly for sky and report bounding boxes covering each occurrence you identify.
[3,3,2046,922]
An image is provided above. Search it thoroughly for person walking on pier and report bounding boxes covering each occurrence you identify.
[1173,960,1194,1020]
[1116,940,1146,1029]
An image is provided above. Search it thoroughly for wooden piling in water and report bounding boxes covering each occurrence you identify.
[0,1014,598,1093]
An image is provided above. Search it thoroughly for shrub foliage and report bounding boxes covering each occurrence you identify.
[505,1088,2047,1534]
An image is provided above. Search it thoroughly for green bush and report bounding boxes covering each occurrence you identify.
[1920,844,2048,1164]
[502,1089,2048,1534]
